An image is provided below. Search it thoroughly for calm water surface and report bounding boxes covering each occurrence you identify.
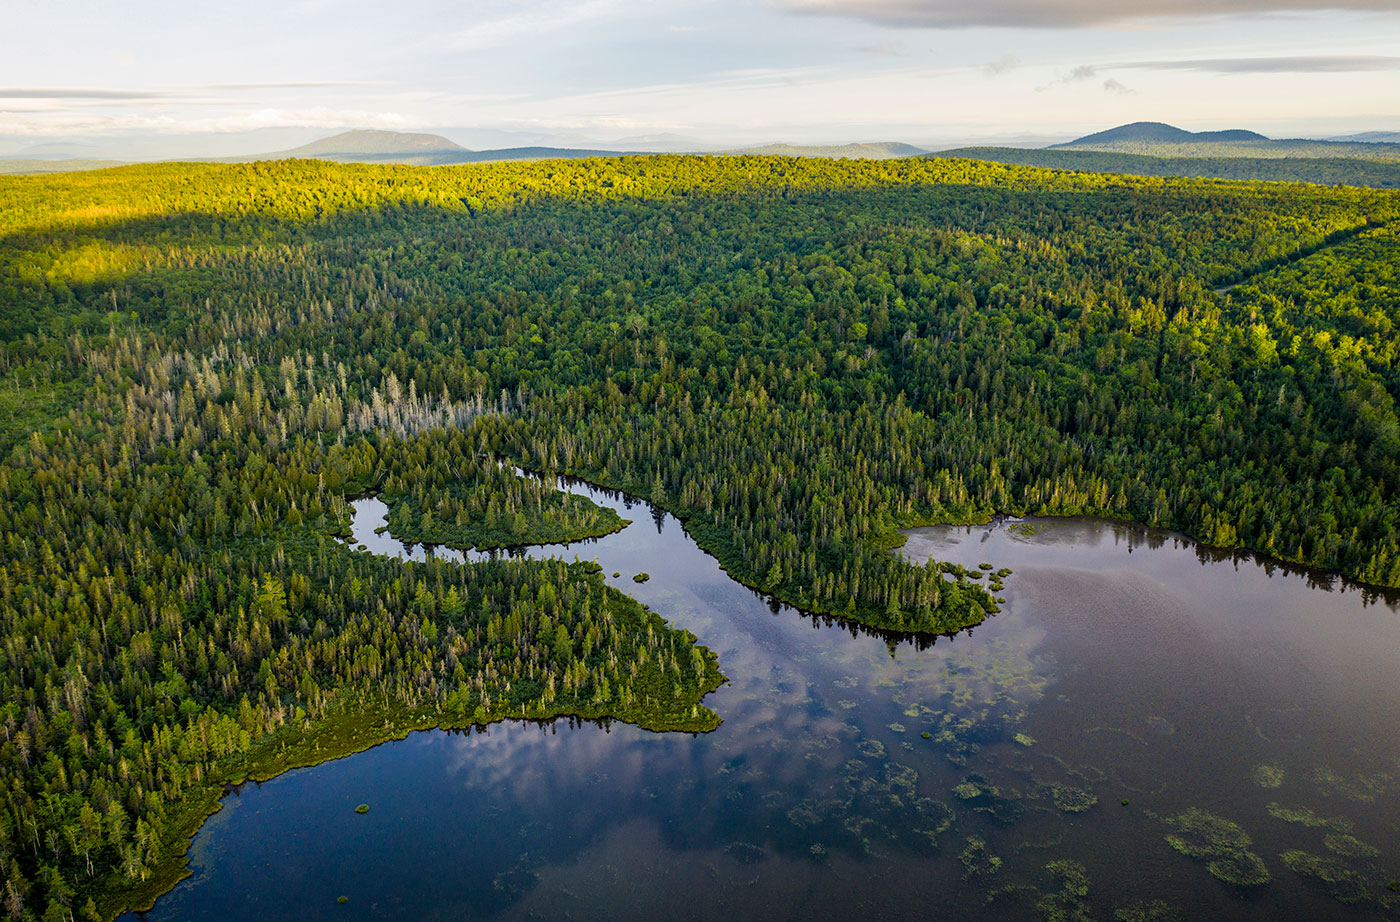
[127,481,1400,921]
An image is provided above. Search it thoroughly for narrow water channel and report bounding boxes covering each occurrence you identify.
[126,477,1400,921]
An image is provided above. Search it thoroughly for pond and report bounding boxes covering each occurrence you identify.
[124,479,1400,921]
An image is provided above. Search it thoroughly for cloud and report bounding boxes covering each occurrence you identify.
[1037,64,1132,94]
[780,0,1400,29]
[204,81,391,90]
[855,40,907,55]
[448,0,623,51]
[0,88,169,99]
[982,55,1020,75]
[1122,55,1400,73]
[0,107,428,138]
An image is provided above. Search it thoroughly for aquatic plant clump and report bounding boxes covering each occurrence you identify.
[1265,802,1354,832]
[1163,809,1270,886]
[1044,783,1098,814]
[1281,850,1371,904]
[959,836,1003,880]
[953,773,1025,825]
[912,798,956,846]
[1113,900,1184,922]
[1205,852,1271,887]
[1250,764,1285,789]
[1323,833,1380,858]
[1035,860,1094,922]
[856,739,887,759]
[1312,766,1393,802]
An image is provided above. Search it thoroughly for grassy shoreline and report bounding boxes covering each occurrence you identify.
[93,676,726,920]
[89,555,726,922]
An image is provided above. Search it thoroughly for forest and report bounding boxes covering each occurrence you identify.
[933,146,1400,189]
[1,154,1398,920]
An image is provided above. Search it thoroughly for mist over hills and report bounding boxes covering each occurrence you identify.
[721,142,928,159]
[1052,121,1400,161]
[221,130,634,165]
[4,122,1400,178]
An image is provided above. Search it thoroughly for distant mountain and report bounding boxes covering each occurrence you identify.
[1329,130,1400,144]
[1056,122,1267,147]
[230,129,638,165]
[722,142,927,159]
[1053,121,1400,161]
[930,147,1400,189]
[458,146,629,162]
[0,158,128,175]
[285,129,466,158]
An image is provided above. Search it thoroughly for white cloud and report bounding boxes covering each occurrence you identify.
[781,0,1400,28]
[448,0,625,51]
[0,107,428,137]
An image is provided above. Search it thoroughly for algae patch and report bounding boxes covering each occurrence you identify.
[1163,808,1269,886]
[1250,764,1285,789]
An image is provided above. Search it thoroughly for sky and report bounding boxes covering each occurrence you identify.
[2,0,1399,156]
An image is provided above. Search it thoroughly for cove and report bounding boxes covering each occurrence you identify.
[122,478,1400,921]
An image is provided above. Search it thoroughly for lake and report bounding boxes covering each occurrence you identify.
[123,478,1400,921]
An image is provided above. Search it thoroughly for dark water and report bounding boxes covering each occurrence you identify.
[126,484,1400,921]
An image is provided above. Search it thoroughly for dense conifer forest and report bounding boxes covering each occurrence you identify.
[932,146,1400,189]
[0,155,1398,920]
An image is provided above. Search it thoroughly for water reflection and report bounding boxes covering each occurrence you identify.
[131,484,1400,922]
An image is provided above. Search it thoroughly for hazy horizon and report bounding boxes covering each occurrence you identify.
[4,0,1400,159]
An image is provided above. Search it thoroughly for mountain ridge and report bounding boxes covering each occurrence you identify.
[1054,121,1268,147]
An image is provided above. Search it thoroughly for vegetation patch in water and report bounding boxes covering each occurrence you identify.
[1113,900,1184,922]
[953,773,1025,825]
[1250,764,1285,788]
[1323,833,1380,858]
[1035,860,1093,922]
[1163,809,1270,886]
[1312,766,1393,802]
[1280,849,1370,904]
[1043,783,1098,814]
[856,739,887,759]
[959,836,1003,880]
[1265,802,1354,832]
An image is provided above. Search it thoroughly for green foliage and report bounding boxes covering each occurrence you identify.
[374,432,628,550]
[1056,135,1400,161]
[1264,802,1354,831]
[958,836,1002,880]
[1,153,1398,920]
[1044,783,1097,814]
[1280,849,1371,904]
[1036,860,1094,922]
[935,148,1400,189]
[1163,809,1270,886]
